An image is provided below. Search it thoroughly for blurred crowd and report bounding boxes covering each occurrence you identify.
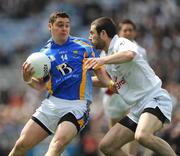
[0,0,179,155]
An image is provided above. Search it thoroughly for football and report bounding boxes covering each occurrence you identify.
[26,52,51,78]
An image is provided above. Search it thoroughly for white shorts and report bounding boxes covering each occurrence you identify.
[32,96,90,134]
[103,93,131,119]
[127,89,172,123]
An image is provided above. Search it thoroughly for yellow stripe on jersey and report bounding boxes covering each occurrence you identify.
[46,74,53,95]
[91,49,95,57]
[74,40,92,47]
[80,52,88,100]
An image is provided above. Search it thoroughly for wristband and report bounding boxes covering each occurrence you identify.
[93,65,104,70]
[108,80,114,90]
[26,79,32,85]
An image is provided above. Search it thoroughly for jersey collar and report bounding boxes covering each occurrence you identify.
[51,36,71,47]
[108,35,119,51]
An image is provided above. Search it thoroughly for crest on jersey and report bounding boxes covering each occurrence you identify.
[119,41,125,46]
[73,50,78,57]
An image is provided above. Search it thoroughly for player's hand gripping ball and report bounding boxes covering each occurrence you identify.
[26,52,51,78]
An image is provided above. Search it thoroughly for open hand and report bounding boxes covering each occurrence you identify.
[22,62,35,82]
[85,58,105,70]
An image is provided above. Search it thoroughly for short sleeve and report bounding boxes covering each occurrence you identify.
[117,38,139,54]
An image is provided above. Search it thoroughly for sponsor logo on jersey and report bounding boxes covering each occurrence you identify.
[114,76,126,89]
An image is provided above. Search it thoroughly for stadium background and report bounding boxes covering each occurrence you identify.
[0,0,179,155]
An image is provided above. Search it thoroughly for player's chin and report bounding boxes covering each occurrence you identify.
[93,44,101,50]
[60,34,68,40]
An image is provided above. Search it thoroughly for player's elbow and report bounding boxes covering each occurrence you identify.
[126,51,136,61]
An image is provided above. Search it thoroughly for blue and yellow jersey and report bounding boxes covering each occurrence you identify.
[40,36,99,102]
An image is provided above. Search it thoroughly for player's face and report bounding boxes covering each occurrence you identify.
[89,25,105,50]
[48,17,70,44]
[118,24,136,41]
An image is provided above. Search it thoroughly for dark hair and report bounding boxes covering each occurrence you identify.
[118,19,136,31]
[91,17,117,38]
[49,11,70,24]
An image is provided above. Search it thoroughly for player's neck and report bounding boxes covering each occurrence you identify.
[103,38,111,53]
[53,37,68,45]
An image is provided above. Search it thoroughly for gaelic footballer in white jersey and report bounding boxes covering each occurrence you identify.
[101,39,148,119]
[88,17,176,156]
[106,35,172,122]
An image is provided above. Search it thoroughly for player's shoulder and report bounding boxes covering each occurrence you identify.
[118,37,134,45]
[111,36,133,50]
[118,37,139,50]
[111,36,132,49]
[133,41,146,52]
[38,38,54,55]
[41,38,53,50]
[137,44,146,53]
[70,36,99,57]
[71,36,91,43]
[71,36,93,48]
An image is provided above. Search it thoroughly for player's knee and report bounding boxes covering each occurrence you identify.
[135,130,149,145]
[50,139,66,153]
[99,139,113,155]
[13,136,31,153]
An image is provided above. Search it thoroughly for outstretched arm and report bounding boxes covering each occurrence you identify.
[85,51,136,69]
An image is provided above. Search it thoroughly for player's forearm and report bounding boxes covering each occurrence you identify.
[26,78,46,92]
[94,67,113,88]
[92,76,105,87]
[102,51,135,64]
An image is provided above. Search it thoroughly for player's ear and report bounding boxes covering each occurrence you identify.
[48,23,52,31]
[100,30,107,39]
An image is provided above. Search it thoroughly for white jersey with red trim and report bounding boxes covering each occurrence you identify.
[106,35,162,105]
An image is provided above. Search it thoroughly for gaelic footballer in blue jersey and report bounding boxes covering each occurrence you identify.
[9,11,115,156]
[42,36,99,102]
